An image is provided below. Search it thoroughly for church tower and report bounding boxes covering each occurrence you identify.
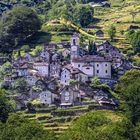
[70,33,80,60]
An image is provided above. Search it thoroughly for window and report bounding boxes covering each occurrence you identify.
[65,75,66,78]
[97,70,99,73]
[106,70,108,73]
[97,64,99,67]
[106,50,109,53]
[65,97,69,101]
[86,67,90,70]
[78,64,80,67]
[65,80,66,83]
[73,39,76,45]
[105,64,108,67]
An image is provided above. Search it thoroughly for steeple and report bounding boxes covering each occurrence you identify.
[70,32,80,46]
[70,33,80,60]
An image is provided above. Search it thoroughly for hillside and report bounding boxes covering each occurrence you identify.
[0,0,140,140]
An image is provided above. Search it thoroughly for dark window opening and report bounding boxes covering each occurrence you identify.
[97,70,99,73]
[73,39,76,45]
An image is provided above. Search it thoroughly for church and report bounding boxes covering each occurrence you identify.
[60,33,112,86]
[70,33,112,79]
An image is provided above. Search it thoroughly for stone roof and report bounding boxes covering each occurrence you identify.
[44,43,58,50]
[33,62,48,66]
[20,63,29,69]
[97,40,120,53]
[72,55,112,63]
[63,65,81,74]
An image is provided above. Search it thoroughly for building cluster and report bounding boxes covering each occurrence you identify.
[5,33,132,109]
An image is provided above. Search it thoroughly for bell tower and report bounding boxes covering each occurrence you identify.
[71,33,80,60]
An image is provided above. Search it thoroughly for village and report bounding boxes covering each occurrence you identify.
[1,33,131,111]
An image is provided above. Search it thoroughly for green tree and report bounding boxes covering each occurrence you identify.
[0,62,12,80]
[59,111,131,140]
[88,40,97,55]
[73,4,94,27]
[108,25,116,41]
[0,6,41,52]
[131,31,140,54]
[116,69,140,125]
[0,113,56,140]
[91,77,110,91]
[0,89,13,122]
[116,69,140,93]
[125,29,135,43]
[13,78,29,94]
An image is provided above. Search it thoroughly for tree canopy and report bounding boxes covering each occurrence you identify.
[46,1,94,27]
[0,6,41,52]
[0,89,13,122]
[116,69,140,125]
[126,30,140,54]
[59,111,132,140]
[0,113,56,140]
[108,25,116,41]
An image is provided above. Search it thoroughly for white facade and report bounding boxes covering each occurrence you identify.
[82,65,94,77]
[94,62,111,79]
[71,34,80,60]
[71,61,111,79]
[33,63,49,77]
[70,34,80,46]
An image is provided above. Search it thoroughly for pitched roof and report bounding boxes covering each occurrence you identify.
[33,62,48,66]
[72,55,112,63]
[63,64,81,74]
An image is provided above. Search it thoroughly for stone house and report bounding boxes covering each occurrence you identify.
[35,79,46,89]
[39,90,57,105]
[71,55,112,79]
[17,63,30,77]
[95,30,104,37]
[60,65,81,85]
[51,52,63,63]
[62,48,70,58]
[23,53,34,62]
[49,62,61,78]
[40,50,50,62]
[60,86,80,106]
[26,76,38,87]
[33,62,49,77]
[93,90,109,100]
[44,43,58,51]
